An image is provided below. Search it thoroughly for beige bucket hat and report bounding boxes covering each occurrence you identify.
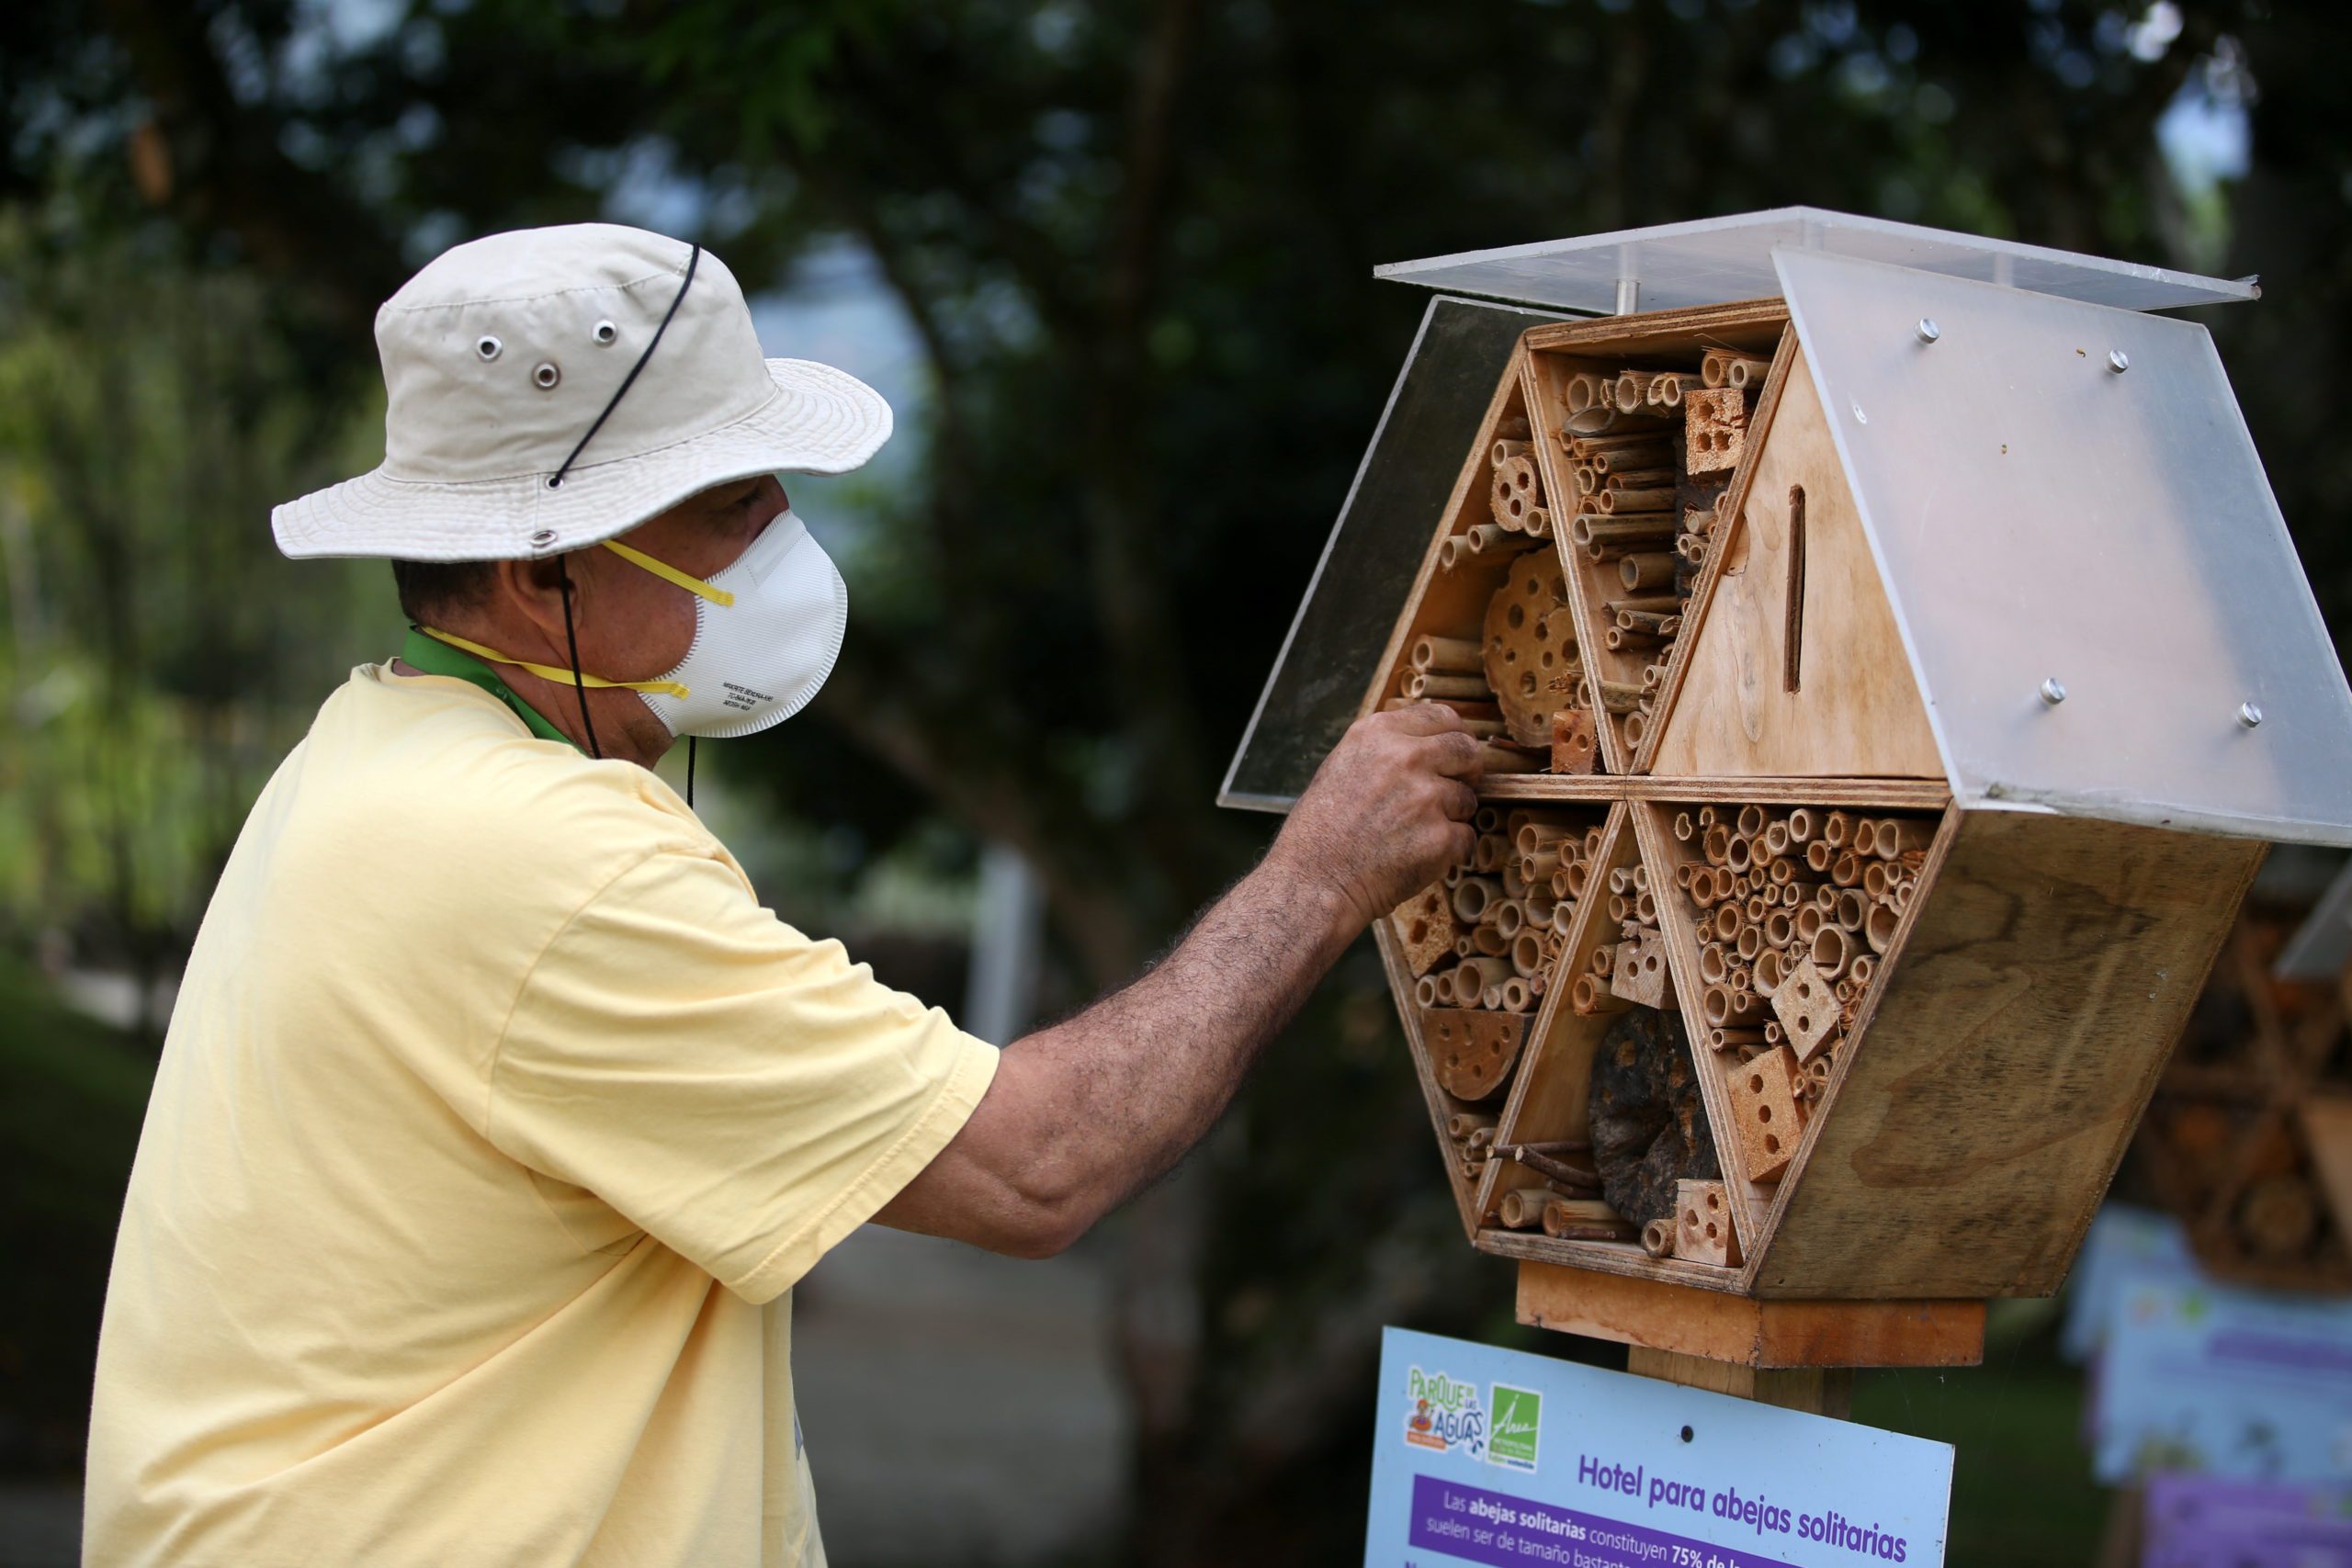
[271,222,891,562]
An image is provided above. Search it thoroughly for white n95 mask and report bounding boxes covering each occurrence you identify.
[414,503,847,742]
[617,506,848,739]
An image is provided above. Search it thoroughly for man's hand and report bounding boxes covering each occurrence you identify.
[1270,704,1484,929]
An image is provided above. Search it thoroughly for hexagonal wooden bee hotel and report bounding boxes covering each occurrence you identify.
[1237,213,2352,1307]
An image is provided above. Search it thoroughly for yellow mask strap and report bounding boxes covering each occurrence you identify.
[600,539,735,607]
[416,626,690,700]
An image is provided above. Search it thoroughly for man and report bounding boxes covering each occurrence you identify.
[84,223,1478,1567]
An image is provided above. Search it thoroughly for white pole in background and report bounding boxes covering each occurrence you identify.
[964,840,1044,1044]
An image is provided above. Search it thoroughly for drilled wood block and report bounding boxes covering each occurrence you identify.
[1551,707,1600,775]
[1391,884,1462,978]
[1728,1045,1805,1183]
[1685,387,1746,475]
[1772,955,1840,1063]
[1425,1007,1530,1102]
[1678,1179,1741,1268]
[1611,936,1670,1009]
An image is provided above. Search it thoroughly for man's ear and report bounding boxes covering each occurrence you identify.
[489,553,582,656]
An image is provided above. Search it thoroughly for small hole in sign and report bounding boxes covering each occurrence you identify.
[1679,1426,1694,1444]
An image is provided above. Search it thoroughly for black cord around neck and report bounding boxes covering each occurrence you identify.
[546,243,702,491]
[556,557,602,759]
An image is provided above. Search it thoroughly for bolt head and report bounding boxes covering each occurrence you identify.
[2039,677,2067,706]
[2239,701,2264,728]
[2108,348,2131,373]
[1916,317,1940,344]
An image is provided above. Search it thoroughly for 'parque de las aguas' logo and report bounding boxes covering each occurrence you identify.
[1403,1366,1486,1458]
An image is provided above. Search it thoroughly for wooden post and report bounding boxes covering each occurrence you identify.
[1515,1262,1984,1419]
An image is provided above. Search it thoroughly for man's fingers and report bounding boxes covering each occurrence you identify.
[1424,728,1485,779]
[1441,779,1478,823]
[1378,701,1467,738]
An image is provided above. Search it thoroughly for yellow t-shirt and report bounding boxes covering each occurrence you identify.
[84,662,999,1568]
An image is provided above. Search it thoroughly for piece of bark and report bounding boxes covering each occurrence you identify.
[1587,1006,1722,1232]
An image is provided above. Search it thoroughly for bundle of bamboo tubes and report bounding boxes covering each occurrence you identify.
[1485,414,1554,540]
[1412,807,1597,1014]
[1566,858,1674,1017]
[1555,368,1745,750]
[1668,804,1932,1080]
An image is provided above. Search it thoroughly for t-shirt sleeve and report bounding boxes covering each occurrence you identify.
[485,848,1000,1303]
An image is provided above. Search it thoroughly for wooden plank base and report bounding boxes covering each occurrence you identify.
[1516,1262,1984,1368]
[1625,1349,1853,1417]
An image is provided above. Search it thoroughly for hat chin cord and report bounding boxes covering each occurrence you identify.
[555,557,603,760]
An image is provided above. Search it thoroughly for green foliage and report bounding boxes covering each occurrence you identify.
[0,953,153,1472]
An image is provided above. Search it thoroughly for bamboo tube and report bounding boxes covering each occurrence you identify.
[1597,486,1676,514]
[1500,976,1532,1012]
[1452,876,1500,922]
[1474,807,1502,832]
[1711,905,1739,945]
[1864,902,1899,954]
[1511,931,1547,977]
[1763,910,1794,949]
[1612,368,1680,409]
[1849,953,1876,988]
[1641,1217,1676,1258]
[1415,975,1441,1008]
[1871,818,1934,858]
[1735,805,1766,838]
[1571,972,1630,1016]
[1497,1187,1544,1229]
[1589,945,1614,977]
[1619,552,1678,591]
[1785,807,1816,844]
[1833,888,1867,932]
[1672,811,1696,842]
[1676,533,1708,565]
[1861,861,1891,900]
[1465,1126,1497,1151]
[1411,633,1484,672]
[1471,924,1509,957]
[1447,1112,1496,1139]
[1603,626,1661,653]
[1490,437,1532,467]
[1572,514,1676,548]
[1805,840,1835,874]
[1478,744,1544,774]
[1494,899,1525,939]
[1524,507,1553,539]
[1570,430,1672,457]
[1563,373,1606,413]
[1703,984,1769,1026]
[1830,852,1863,888]
[1645,370,1700,410]
[1438,536,1472,570]
[1823,810,1853,848]
[1600,467,1678,491]
[1472,833,1505,873]
[1695,942,1727,986]
[1753,947,1786,997]
[1497,415,1532,441]
[1463,523,1519,555]
[1551,901,1577,937]
[1809,926,1849,980]
[1702,350,1771,389]
[1724,835,1752,875]
[1589,679,1643,715]
[1406,671,1490,701]
[1735,924,1763,961]
[1606,594,1682,617]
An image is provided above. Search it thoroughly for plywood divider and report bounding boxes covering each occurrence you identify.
[1475,802,1615,1222]
[1478,775,1951,809]
[1374,919,1482,1242]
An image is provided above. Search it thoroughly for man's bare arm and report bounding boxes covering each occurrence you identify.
[876,705,1481,1258]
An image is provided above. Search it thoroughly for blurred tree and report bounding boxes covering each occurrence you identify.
[1,1,2330,1559]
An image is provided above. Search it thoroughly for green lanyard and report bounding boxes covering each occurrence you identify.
[398,626,582,753]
